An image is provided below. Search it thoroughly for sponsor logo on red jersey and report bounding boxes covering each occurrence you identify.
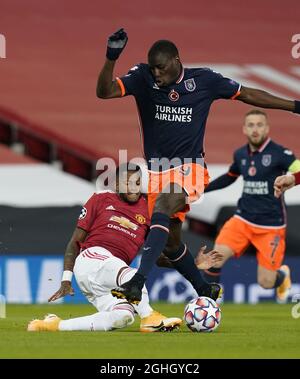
[109,215,138,230]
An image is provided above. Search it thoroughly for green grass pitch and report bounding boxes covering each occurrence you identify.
[0,303,299,358]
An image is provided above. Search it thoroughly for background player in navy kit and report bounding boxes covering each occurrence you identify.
[97,28,300,305]
[200,110,300,303]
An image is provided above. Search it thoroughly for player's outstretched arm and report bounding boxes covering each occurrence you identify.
[274,174,297,198]
[48,281,74,302]
[156,247,223,270]
[236,86,299,113]
[195,246,223,270]
[48,227,87,302]
[205,173,238,193]
[96,28,128,99]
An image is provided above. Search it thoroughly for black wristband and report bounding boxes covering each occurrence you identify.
[293,100,300,114]
[106,47,121,61]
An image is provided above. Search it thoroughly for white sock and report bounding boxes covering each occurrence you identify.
[59,309,134,331]
[121,269,153,319]
[134,287,154,318]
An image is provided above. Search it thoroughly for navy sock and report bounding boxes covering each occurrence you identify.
[272,270,285,288]
[201,267,221,284]
[137,212,170,278]
[167,243,209,294]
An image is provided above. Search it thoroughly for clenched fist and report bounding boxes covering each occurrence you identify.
[106,28,128,61]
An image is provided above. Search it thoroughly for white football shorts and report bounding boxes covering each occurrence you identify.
[73,246,139,312]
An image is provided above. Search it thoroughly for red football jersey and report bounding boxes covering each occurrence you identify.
[77,191,150,265]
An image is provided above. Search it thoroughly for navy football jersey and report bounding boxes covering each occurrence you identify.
[119,64,240,169]
[229,139,296,227]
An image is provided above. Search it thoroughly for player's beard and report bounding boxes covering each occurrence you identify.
[249,135,267,149]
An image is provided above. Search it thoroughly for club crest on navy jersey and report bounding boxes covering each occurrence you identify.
[184,78,196,92]
[248,166,257,176]
[168,89,179,101]
[262,154,272,167]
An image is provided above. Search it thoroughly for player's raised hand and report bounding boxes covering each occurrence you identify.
[48,281,75,302]
[274,174,296,198]
[106,28,128,61]
[195,246,223,270]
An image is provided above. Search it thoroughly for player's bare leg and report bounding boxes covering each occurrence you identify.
[213,244,234,267]
[257,265,291,303]
[200,244,234,284]
[257,265,278,289]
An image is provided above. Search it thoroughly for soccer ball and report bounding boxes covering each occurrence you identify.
[184,296,221,332]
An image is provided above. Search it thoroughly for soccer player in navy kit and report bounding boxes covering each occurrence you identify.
[97,28,300,304]
[201,110,300,303]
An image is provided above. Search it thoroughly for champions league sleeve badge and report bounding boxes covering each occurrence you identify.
[79,207,87,220]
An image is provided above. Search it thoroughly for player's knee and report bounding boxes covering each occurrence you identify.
[153,195,173,215]
[111,310,135,330]
[213,244,234,268]
[154,192,186,216]
[258,276,274,289]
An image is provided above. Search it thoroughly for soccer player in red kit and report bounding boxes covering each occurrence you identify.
[28,164,219,333]
[96,28,300,305]
[28,164,179,332]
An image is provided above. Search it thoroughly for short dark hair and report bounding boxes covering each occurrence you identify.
[245,109,268,119]
[116,162,141,178]
[148,40,179,60]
